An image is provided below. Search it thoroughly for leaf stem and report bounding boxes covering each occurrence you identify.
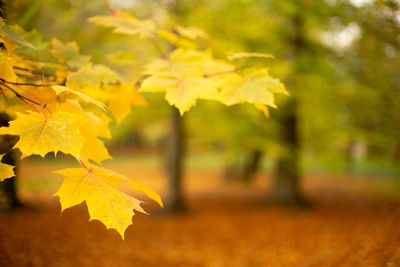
[0,81,46,108]
[17,94,41,113]
[2,79,44,104]
[1,80,62,87]
[79,158,88,169]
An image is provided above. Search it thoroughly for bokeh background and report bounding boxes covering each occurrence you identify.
[1,0,400,266]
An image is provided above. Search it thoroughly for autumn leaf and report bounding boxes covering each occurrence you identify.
[157,29,197,49]
[89,11,156,38]
[58,101,111,164]
[228,52,274,60]
[107,51,136,66]
[175,25,209,40]
[141,49,287,116]
[79,113,112,164]
[0,111,88,159]
[105,83,147,124]
[81,111,112,140]
[54,166,163,238]
[58,99,112,140]
[140,49,222,114]
[79,134,111,164]
[218,69,288,108]
[141,76,217,115]
[1,24,37,51]
[0,154,14,181]
[65,64,119,102]
[0,54,17,82]
[52,85,107,111]
[51,38,90,69]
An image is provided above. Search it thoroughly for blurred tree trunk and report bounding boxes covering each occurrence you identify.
[223,149,262,182]
[271,99,304,204]
[270,9,306,205]
[391,141,400,162]
[0,113,21,210]
[165,107,185,212]
[242,149,263,182]
[162,0,188,213]
[222,163,239,181]
[222,153,241,181]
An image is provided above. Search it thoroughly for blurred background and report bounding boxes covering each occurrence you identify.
[1,0,400,266]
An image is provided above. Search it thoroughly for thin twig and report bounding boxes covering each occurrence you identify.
[134,75,149,89]
[16,94,41,113]
[0,79,62,87]
[79,158,88,169]
[0,81,46,108]
[2,80,44,106]
[14,73,40,81]
[13,66,53,77]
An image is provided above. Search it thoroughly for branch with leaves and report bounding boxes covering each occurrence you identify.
[0,10,287,239]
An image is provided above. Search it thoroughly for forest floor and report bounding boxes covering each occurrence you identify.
[1,154,400,266]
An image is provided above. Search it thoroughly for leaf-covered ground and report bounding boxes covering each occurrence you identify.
[1,155,400,266]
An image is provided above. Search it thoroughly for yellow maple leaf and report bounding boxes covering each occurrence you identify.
[80,118,112,164]
[105,83,147,124]
[227,52,274,60]
[0,111,88,159]
[0,54,17,82]
[140,49,223,114]
[219,69,288,108]
[141,50,288,116]
[54,166,163,239]
[79,135,111,165]
[52,85,107,111]
[1,35,18,54]
[58,99,111,140]
[0,154,14,181]
[65,64,118,103]
[107,51,136,66]
[82,111,112,140]
[58,101,112,163]
[141,76,218,115]
[51,38,91,69]
[156,29,197,49]
[175,25,209,40]
[89,11,156,39]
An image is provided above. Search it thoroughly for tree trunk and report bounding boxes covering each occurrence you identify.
[165,107,185,212]
[222,153,241,181]
[242,149,263,182]
[0,113,21,210]
[272,1,309,205]
[270,99,305,205]
[270,8,306,205]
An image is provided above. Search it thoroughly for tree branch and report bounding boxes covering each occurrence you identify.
[0,81,46,108]
[0,79,63,87]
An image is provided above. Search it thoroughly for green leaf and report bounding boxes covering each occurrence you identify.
[51,38,91,69]
[1,25,37,50]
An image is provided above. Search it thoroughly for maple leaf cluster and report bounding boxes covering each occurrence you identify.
[0,19,159,239]
[0,11,287,239]
[91,11,288,116]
